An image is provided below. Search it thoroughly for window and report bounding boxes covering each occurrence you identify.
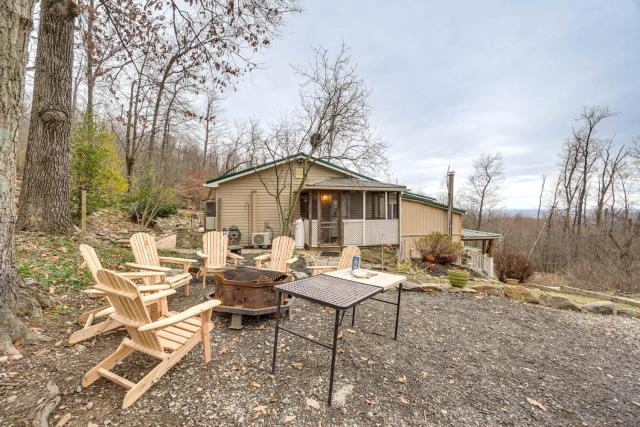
[387,192,399,219]
[366,192,386,220]
[300,192,309,219]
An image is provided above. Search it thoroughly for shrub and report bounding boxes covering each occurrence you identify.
[70,117,128,215]
[415,232,463,265]
[494,252,535,283]
[124,168,179,227]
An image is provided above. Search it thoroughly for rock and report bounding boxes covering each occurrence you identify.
[617,307,640,318]
[305,397,320,410]
[538,294,581,311]
[284,415,296,424]
[7,395,17,403]
[503,285,539,304]
[366,411,374,419]
[75,344,87,353]
[420,283,452,292]
[332,384,354,407]
[292,271,309,280]
[86,401,94,410]
[403,281,427,291]
[0,356,8,364]
[583,301,616,315]
[55,413,72,427]
[448,287,478,294]
[469,284,504,297]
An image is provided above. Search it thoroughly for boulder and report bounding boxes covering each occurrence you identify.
[538,293,581,311]
[503,285,539,304]
[469,284,504,297]
[617,307,640,318]
[448,287,478,294]
[582,301,616,315]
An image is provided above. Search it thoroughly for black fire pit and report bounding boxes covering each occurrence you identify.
[209,267,294,329]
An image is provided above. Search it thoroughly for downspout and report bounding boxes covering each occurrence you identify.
[447,171,455,239]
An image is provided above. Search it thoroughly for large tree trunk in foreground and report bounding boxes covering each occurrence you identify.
[1,0,49,357]
[17,0,78,233]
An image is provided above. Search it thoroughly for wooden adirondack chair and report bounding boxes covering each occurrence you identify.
[308,246,361,276]
[254,236,298,272]
[70,244,171,345]
[197,231,244,288]
[82,269,220,409]
[127,232,196,296]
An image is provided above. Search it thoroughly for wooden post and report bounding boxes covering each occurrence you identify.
[362,191,366,245]
[81,190,87,233]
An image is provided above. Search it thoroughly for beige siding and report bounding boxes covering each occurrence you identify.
[213,162,345,245]
[400,199,463,255]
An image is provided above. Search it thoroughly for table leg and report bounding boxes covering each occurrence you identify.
[328,309,341,406]
[351,305,356,327]
[271,290,282,374]
[394,283,402,340]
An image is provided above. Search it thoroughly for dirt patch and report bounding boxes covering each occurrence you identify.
[2,285,639,426]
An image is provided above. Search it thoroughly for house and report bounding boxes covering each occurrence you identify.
[202,153,466,258]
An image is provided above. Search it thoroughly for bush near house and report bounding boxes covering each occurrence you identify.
[494,252,535,283]
[124,168,180,227]
[415,232,463,265]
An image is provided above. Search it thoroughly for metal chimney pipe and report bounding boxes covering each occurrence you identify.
[447,171,455,239]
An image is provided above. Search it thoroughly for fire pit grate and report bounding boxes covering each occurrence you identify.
[221,267,289,283]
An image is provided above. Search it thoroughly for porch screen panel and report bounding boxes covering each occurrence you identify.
[342,191,363,219]
[366,192,386,220]
[387,192,399,219]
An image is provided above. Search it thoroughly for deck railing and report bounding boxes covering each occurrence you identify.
[464,249,494,278]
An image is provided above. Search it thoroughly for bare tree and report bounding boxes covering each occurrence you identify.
[463,152,505,229]
[1,0,49,357]
[253,44,386,236]
[17,0,79,233]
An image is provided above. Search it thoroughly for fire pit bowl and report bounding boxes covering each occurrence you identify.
[209,267,294,329]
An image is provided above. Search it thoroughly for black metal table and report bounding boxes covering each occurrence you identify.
[271,274,403,405]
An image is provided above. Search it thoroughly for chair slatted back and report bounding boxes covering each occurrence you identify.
[338,246,361,270]
[130,232,160,267]
[95,269,163,352]
[79,244,103,282]
[270,236,295,272]
[203,231,227,269]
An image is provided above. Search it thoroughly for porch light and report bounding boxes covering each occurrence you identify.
[320,194,331,203]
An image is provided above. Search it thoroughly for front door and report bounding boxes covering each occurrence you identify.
[318,191,340,245]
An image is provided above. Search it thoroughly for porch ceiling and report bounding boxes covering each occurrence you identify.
[304,177,406,191]
[461,228,501,240]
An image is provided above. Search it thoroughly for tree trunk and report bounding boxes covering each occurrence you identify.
[17,0,78,233]
[1,0,49,356]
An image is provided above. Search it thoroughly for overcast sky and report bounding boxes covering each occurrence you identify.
[221,0,640,209]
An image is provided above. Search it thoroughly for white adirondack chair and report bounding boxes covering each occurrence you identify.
[127,232,196,296]
[82,269,220,408]
[70,244,170,345]
[308,246,361,276]
[254,236,298,272]
[197,231,244,288]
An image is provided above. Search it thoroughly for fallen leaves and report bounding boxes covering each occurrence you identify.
[305,397,320,409]
[290,362,304,369]
[218,346,228,355]
[283,415,296,423]
[526,397,547,412]
[253,405,268,412]
[399,396,410,405]
[250,382,262,388]
[396,375,406,384]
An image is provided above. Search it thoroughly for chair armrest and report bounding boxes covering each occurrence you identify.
[137,284,172,292]
[227,252,244,261]
[95,289,177,318]
[118,271,167,281]
[125,262,172,273]
[307,265,338,276]
[196,251,208,259]
[158,256,197,265]
[254,254,270,261]
[84,288,105,296]
[138,299,221,331]
[285,257,298,265]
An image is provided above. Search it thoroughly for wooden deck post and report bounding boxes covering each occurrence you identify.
[362,191,366,245]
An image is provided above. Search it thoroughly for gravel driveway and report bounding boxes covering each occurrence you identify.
[2,288,639,426]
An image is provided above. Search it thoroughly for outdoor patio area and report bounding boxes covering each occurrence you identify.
[3,285,639,426]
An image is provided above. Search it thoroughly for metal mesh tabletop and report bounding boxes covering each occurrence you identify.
[275,275,382,309]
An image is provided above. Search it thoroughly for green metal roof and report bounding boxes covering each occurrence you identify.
[401,192,465,214]
[461,228,501,240]
[205,153,378,185]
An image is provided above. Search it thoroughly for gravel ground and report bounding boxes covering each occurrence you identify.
[2,285,639,426]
